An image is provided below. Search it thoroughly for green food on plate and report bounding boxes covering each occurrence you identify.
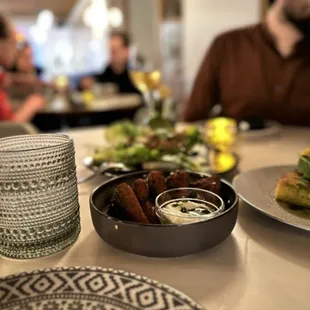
[104,120,146,145]
[93,120,206,170]
[297,155,310,180]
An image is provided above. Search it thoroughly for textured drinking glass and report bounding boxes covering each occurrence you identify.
[0,134,80,259]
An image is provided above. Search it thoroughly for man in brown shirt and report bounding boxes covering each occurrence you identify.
[184,0,310,126]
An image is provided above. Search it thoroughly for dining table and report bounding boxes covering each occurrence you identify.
[1,125,309,310]
[10,94,142,132]
[36,94,142,131]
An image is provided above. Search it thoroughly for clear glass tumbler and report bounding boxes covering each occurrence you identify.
[0,134,80,259]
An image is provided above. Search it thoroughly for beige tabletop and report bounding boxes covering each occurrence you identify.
[1,126,310,310]
[44,94,142,114]
[12,94,142,114]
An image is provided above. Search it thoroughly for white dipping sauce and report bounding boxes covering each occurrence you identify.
[160,199,218,225]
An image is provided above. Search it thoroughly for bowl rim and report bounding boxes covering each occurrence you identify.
[89,170,239,228]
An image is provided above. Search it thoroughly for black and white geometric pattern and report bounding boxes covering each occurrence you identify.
[0,267,205,310]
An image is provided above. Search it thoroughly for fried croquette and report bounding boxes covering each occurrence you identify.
[114,183,149,224]
[132,179,160,223]
[143,201,160,224]
[166,171,190,189]
[190,176,221,195]
[147,171,167,197]
[132,179,149,202]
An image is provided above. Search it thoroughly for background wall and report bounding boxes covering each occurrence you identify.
[182,0,261,93]
[12,0,263,87]
[13,16,108,77]
[128,0,161,69]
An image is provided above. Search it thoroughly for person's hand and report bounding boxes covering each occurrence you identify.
[25,94,46,113]
[2,73,13,88]
[13,94,46,122]
[80,77,95,90]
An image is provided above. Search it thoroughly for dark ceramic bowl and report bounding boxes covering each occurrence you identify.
[90,171,239,257]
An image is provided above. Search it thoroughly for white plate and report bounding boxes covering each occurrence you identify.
[233,166,310,231]
[0,267,205,310]
[239,121,281,139]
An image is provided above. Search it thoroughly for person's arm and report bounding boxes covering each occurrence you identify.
[0,91,44,123]
[6,72,43,88]
[77,67,110,91]
[183,37,222,122]
[12,94,45,122]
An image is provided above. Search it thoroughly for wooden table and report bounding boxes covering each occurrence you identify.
[1,126,310,310]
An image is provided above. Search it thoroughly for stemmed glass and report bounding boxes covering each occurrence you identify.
[130,70,174,128]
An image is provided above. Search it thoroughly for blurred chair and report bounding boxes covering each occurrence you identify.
[0,122,39,138]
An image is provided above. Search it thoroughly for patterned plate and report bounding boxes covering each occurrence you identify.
[233,165,310,231]
[0,267,205,310]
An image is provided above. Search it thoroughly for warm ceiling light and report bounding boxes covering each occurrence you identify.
[83,0,109,31]
[36,10,54,31]
[108,7,123,28]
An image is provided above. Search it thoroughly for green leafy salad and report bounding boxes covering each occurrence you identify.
[92,120,207,170]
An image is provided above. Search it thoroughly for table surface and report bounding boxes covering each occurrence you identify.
[1,126,310,310]
[13,94,142,115]
[44,94,142,114]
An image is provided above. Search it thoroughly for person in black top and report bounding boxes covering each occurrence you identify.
[79,31,140,94]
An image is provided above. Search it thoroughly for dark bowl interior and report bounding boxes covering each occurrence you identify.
[90,171,239,257]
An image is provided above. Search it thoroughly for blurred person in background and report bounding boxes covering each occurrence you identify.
[7,42,45,99]
[10,42,44,78]
[0,14,45,122]
[79,31,140,94]
[183,0,310,126]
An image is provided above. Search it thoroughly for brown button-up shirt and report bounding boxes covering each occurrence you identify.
[184,24,310,126]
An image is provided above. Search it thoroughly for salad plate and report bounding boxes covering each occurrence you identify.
[84,121,238,179]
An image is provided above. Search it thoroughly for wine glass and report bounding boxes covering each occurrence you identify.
[130,70,162,104]
[130,70,172,126]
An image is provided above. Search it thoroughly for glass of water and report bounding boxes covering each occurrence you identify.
[0,134,80,259]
